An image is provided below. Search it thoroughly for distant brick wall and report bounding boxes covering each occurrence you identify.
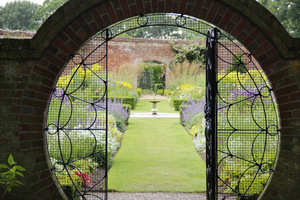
[0,0,299,200]
[70,37,253,87]
[0,30,35,39]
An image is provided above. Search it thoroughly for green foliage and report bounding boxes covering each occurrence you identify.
[258,0,300,37]
[30,0,67,30]
[154,83,163,94]
[122,104,132,115]
[138,62,165,91]
[0,154,26,200]
[136,88,142,97]
[0,0,39,30]
[156,89,172,96]
[227,51,247,74]
[173,99,185,111]
[169,83,205,109]
[170,41,206,66]
[118,14,207,40]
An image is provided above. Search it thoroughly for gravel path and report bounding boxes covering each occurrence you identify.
[108,192,206,200]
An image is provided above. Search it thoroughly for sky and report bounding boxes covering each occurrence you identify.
[0,0,44,7]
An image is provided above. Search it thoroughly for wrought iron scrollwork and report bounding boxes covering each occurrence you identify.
[46,30,109,200]
[215,30,280,200]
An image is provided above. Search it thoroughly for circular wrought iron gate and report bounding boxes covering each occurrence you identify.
[45,13,279,200]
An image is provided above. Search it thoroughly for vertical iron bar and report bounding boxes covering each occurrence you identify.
[105,28,109,200]
[205,28,218,200]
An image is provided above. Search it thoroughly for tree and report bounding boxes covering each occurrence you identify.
[0,0,39,30]
[30,0,67,30]
[227,52,247,74]
[118,14,207,40]
[170,41,206,66]
[258,0,300,37]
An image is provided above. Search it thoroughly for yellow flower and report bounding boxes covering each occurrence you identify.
[179,84,195,90]
[91,63,102,73]
[57,75,73,88]
[116,81,133,90]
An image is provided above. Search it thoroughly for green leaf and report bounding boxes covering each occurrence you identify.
[13,180,23,185]
[1,171,12,176]
[0,164,9,169]
[15,171,24,177]
[14,165,26,171]
[7,154,15,166]
[7,187,12,192]
[10,166,16,173]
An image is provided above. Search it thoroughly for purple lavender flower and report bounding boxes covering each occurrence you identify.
[180,97,205,129]
[53,88,68,103]
[95,97,130,132]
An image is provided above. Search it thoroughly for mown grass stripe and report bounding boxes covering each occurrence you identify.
[108,117,206,192]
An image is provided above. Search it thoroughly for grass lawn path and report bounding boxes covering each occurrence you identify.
[108,100,206,192]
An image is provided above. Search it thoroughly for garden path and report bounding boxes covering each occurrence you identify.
[107,98,206,199]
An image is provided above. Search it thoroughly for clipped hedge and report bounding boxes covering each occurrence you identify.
[154,83,164,94]
[173,99,185,111]
[157,89,172,96]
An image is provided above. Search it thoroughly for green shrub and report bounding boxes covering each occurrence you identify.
[157,89,172,96]
[227,51,247,74]
[136,88,142,97]
[164,89,172,96]
[156,90,163,95]
[173,99,185,111]
[109,97,135,109]
[154,83,164,94]
[122,104,132,115]
[138,62,165,90]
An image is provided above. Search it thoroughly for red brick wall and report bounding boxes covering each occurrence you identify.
[0,0,299,199]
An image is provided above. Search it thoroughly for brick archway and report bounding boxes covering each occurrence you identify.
[0,0,299,199]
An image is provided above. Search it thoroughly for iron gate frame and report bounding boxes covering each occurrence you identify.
[205,28,219,200]
[45,13,279,200]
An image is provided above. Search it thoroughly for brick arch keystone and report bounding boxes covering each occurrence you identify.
[8,0,300,199]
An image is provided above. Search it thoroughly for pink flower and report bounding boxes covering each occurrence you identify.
[75,172,93,187]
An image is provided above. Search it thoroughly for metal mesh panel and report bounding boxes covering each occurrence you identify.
[216,30,279,199]
[44,13,280,200]
[46,35,108,200]
[104,13,213,39]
